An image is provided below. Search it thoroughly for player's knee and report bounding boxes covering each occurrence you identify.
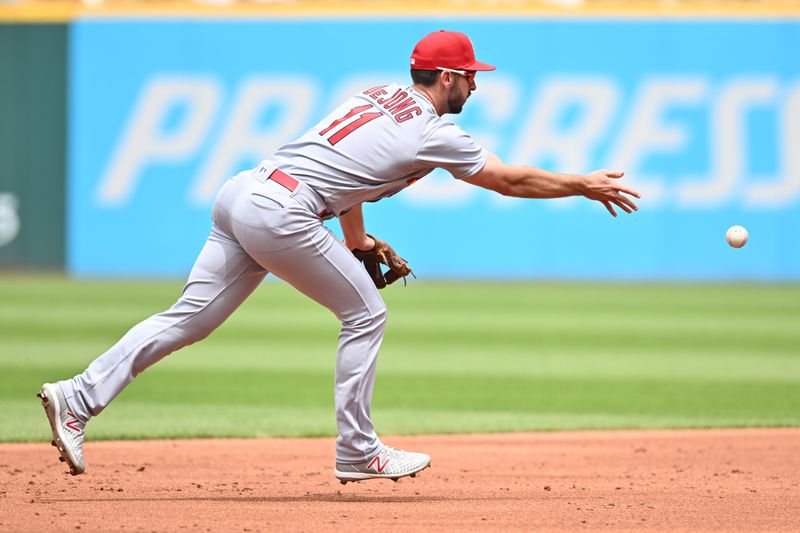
[344,303,387,333]
[371,303,388,330]
[364,304,388,331]
[171,307,222,344]
[165,292,229,343]
[188,321,216,343]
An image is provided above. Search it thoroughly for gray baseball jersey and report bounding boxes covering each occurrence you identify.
[263,83,488,216]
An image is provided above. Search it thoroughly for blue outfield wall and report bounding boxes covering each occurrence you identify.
[68,19,800,279]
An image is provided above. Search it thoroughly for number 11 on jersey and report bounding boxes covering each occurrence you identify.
[319,105,383,145]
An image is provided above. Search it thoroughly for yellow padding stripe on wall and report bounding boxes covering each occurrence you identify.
[1,0,799,23]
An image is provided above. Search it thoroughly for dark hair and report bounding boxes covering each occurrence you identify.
[410,69,440,87]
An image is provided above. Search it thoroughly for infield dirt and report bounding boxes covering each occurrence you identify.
[1,429,798,532]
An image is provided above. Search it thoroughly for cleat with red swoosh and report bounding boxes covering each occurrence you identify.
[38,383,86,475]
[334,445,430,484]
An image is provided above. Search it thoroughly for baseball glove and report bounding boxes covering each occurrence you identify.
[351,234,414,289]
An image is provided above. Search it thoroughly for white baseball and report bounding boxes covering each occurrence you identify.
[726,225,748,248]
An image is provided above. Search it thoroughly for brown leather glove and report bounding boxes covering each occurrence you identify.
[351,234,414,289]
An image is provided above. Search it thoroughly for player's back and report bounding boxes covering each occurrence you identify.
[266,83,441,215]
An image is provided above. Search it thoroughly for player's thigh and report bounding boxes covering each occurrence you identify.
[243,223,384,322]
[178,225,268,317]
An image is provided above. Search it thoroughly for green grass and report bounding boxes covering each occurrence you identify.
[1,276,799,442]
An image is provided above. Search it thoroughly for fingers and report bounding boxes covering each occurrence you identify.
[602,200,617,217]
[613,198,633,214]
[597,170,640,199]
[601,193,638,216]
[614,192,638,213]
[615,185,641,199]
[595,168,624,179]
[588,169,640,216]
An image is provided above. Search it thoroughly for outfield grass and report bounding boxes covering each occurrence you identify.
[1,277,799,442]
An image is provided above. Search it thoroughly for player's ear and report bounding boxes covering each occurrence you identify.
[440,71,454,87]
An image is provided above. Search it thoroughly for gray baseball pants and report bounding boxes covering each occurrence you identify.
[60,170,386,463]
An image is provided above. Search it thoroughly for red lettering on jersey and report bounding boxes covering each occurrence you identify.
[319,104,372,137]
[377,89,405,106]
[327,111,382,145]
[362,85,388,97]
[387,91,409,108]
[369,88,388,101]
[361,86,423,124]
[395,107,422,123]
[385,97,415,114]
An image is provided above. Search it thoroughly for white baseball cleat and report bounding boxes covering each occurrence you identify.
[334,445,431,484]
[37,383,86,476]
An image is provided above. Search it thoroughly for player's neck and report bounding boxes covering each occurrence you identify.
[412,84,446,117]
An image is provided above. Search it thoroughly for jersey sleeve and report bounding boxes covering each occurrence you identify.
[415,122,488,179]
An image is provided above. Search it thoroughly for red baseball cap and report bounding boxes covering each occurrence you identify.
[410,30,496,72]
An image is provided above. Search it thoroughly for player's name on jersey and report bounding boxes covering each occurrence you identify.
[362,86,422,123]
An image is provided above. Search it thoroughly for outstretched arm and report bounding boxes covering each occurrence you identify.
[463,153,641,217]
[339,204,375,250]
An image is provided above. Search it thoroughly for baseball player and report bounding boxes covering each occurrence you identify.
[38,30,640,483]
